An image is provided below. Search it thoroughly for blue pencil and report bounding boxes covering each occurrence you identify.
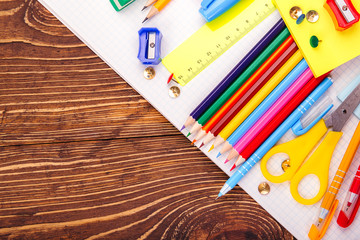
[217,77,333,198]
[219,58,309,156]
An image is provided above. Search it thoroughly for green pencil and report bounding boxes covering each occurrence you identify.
[189,28,291,135]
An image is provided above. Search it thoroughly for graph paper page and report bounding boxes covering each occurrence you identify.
[38,0,360,239]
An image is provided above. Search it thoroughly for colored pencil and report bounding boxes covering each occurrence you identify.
[236,73,330,165]
[192,35,295,144]
[202,41,298,147]
[217,77,333,199]
[211,50,303,150]
[142,0,157,11]
[143,0,171,23]
[219,58,308,156]
[228,68,315,169]
[182,19,286,131]
[189,28,291,135]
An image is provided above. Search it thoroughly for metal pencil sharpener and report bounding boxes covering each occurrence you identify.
[137,27,162,65]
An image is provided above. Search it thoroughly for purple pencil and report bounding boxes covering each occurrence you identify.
[182,18,286,131]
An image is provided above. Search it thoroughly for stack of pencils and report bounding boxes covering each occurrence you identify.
[182,18,330,191]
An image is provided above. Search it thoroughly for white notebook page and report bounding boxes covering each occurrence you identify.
[38,0,360,239]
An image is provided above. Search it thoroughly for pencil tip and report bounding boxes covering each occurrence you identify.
[224,158,229,164]
[208,145,214,152]
[142,17,148,23]
[199,143,204,148]
[216,152,221,158]
[186,132,191,137]
[215,196,220,200]
[191,139,196,145]
[230,164,236,172]
[180,125,185,131]
[141,6,147,11]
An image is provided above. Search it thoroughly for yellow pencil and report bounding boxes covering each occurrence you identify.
[210,50,303,151]
[309,121,360,240]
[141,0,157,11]
[143,0,171,23]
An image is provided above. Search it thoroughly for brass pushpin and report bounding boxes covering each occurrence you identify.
[306,10,319,23]
[169,86,181,98]
[290,6,303,20]
[258,182,271,195]
[144,67,155,80]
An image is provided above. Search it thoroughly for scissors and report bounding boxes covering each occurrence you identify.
[260,82,360,205]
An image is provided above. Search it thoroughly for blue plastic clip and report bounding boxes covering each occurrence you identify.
[137,28,162,65]
[292,104,333,136]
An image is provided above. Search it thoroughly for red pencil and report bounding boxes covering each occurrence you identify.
[193,35,295,143]
[202,42,298,147]
[235,73,329,166]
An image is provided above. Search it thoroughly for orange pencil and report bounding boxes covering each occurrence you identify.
[143,0,171,23]
[193,36,295,143]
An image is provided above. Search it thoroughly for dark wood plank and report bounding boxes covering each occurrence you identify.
[0,0,294,239]
[0,136,293,239]
[0,0,178,147]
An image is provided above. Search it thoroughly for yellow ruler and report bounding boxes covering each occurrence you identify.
[162,0,276,86]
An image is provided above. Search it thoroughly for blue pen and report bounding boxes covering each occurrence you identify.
[219,59,309,156]
[217,77,333,198]
[199,0,241,22]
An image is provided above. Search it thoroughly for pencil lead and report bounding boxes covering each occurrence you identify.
[199,143,204,148]
[208,145,214,152]
[224,158,230,164]
[186,132,191,137]
[180,125,185,131]
[141,6,147,11]
[142,17,148,23]
[216,152,221,158]
[191,139,196,145]
[230,164,236,172]
[215,196,220,200]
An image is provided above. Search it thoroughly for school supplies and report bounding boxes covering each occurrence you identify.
[260,82,360,205]
[142,0,171,23]
[110,0,136,11]
[219,58,308,156]
[202,42,298,147]
[324,0,360,31]
[181,19,286,130]
[192,35,296,144]
[228,68,314,168]
[212,50,303,150]
[162,0,276,85]
[337,147,360,228]
[235,77,333,165]
[273,0,360,77]
[338,75,360,119]
[137,28,162,65]
[309,121,360,239]
[199,0,241,22]
[142,0,157,11]
[217,77,333,198]
[189,28,290,135]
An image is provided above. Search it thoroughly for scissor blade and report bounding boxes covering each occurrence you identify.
[325,82,360,132]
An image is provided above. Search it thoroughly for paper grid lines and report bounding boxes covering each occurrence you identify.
[38,0,360,239]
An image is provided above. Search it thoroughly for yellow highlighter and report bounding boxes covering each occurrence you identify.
[212,50,303,149]
[261,82,360,205]
[309,121,360,240]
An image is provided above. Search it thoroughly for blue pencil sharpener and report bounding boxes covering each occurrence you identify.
[137,27,162,65]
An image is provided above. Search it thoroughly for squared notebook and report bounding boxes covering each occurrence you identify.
[38,0,360,239]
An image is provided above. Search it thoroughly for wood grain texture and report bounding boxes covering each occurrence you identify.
[0,0,294,239]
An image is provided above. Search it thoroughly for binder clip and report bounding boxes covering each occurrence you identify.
[137,28,162,65]
[324,0,360,31]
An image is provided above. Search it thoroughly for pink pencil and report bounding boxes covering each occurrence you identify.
[227,68,314,164]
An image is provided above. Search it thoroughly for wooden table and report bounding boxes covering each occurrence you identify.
[0,1,294,239]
